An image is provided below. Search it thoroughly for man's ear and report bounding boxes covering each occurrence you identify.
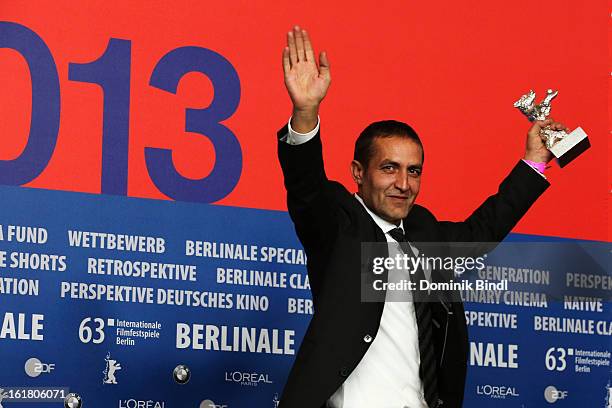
[351,160,365,185]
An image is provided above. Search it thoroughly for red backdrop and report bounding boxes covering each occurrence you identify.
[0,0,608,241]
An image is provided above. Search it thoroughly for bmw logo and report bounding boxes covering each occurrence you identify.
[173,364,191,384]
[64,393,82,408]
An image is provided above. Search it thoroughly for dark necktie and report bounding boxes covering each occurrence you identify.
[388,227,439,408]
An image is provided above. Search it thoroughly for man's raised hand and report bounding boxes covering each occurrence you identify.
[283,26,330,133]
[524,119,567,163]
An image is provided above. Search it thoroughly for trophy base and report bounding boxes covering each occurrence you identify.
[550,127,590,168]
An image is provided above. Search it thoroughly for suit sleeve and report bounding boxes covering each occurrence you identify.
[438,160,550,244]
[277,125,338,253]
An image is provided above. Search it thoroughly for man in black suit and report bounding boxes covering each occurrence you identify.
[277,26,567,408]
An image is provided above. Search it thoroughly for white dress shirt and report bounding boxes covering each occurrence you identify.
[327,194,427,408]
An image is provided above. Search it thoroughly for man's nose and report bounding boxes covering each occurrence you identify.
[394,171,410,192]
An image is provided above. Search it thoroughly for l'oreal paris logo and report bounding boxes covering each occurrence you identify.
[476,384,519,399]
[225,371,273,386]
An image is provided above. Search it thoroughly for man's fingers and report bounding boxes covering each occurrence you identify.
[303,30,315,61]
[551,122,567,131]
[287,31,298,65]
[531,119,551,132]
[534,119,567,132]
[536,119,552,127]
[282,47,291,75]
[294,26,305,62]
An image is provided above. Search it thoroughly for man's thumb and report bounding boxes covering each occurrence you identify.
[319,51,330,76]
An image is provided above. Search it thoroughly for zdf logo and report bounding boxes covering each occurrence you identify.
[544,385,568,403]
[24,357,55,377]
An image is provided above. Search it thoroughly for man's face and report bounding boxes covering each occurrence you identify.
[352,136,423,225]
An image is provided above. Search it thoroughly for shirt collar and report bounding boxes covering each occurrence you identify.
[354,193,404,234]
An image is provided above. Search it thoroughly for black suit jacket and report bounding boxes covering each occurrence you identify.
[277,125,549,408]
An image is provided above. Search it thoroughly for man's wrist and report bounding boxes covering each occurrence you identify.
[286,116,320,145]
[523,150,552,164]
[291,106,319,133]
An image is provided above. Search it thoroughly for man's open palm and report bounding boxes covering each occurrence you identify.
[283,26,331,111]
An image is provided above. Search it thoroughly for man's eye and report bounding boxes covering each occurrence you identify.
[382,165,395,171]
[409,168,422,175]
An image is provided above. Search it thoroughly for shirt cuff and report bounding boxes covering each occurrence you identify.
[281,116,320,145]
[521,159,547,180]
